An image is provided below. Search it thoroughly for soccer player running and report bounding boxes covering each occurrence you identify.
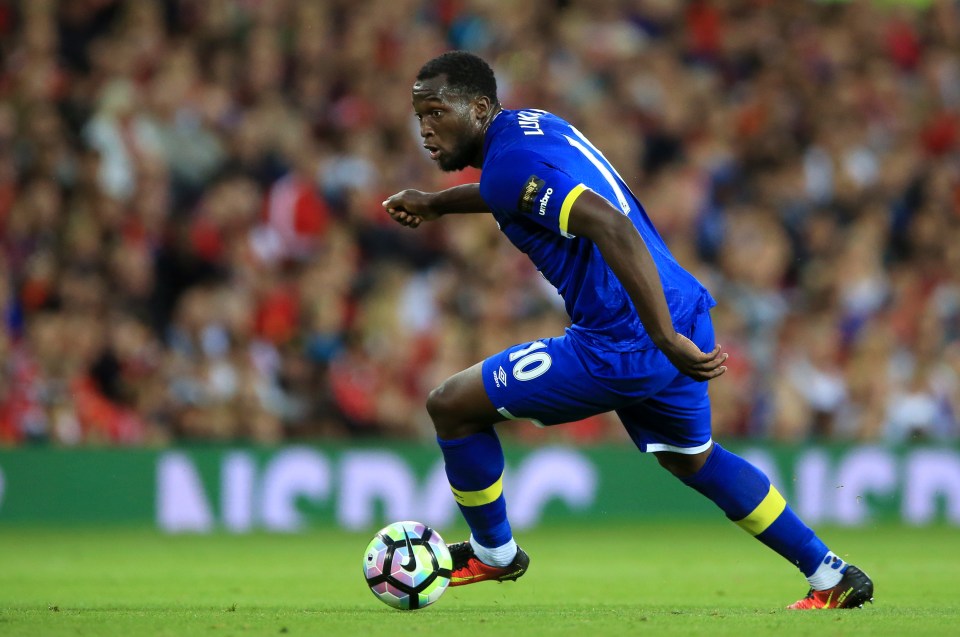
[383,51,873,610]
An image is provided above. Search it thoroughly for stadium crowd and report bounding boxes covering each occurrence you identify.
[0,0,958,447]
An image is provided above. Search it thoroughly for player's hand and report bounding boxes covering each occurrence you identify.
[659,333,727,382]
[383,190,440,228]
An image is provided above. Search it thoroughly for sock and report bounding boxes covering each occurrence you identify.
[680,443,830,578]
[470,535,517,567]
[437,428,513,550]
[806,551,846,590]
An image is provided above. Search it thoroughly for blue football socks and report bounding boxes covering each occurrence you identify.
[437,428,513,554]
[681,443,834,583]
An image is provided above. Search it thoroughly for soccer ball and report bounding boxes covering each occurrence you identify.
[362,520,453,610]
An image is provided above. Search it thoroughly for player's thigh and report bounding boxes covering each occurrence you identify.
[481,335,620,427]
[617,387,712,454]
[618,310,716,454]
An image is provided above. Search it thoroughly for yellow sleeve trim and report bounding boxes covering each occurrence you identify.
[735,484,787,536]
[558,183,588,238]
[450,474,504,507]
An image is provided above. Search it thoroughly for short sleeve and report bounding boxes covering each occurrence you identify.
[479,149,589,238]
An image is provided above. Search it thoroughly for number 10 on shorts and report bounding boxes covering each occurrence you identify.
[509,342,552,381]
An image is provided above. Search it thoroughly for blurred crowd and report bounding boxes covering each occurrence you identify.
[0,0,958,447]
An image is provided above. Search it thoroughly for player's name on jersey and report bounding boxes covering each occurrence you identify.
[517,110,545,136]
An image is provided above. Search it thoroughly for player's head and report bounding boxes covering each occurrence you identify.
[413,51,500,172]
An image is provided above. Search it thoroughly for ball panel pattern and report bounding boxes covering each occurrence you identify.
[362,521,452,610]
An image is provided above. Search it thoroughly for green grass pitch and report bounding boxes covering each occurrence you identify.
[0,522,956,636]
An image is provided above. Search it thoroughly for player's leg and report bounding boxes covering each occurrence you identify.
[432,335,616,585]
[423,362,522,580]
[620,310,873,609]
[426,361,502,441]
[652,443,873,608]
[653,443,872,607]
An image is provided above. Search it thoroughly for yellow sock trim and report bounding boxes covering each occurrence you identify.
[735,484,787,536]
[451,474,504,507]
[559,184,587,237]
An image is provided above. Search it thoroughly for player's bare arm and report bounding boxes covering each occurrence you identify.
[566,189,728,382]
[383,184,491,228]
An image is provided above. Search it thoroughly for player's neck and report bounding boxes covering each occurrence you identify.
[471,104,502,168]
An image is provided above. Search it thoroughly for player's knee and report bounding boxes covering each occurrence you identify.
[426,382,459,436]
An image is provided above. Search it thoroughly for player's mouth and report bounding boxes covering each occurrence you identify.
[423,144,441,161]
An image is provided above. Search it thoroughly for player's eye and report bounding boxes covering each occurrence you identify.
[431,110,443,118]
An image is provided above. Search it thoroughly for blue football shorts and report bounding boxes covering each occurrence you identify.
[481,310,715,454]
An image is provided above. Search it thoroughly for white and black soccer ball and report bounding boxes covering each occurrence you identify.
[362,520,453,610]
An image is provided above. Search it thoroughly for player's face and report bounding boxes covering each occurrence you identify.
[412,76,486,172]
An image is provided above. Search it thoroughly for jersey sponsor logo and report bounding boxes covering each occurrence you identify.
[518,175,545,213]
[538,187,553,215]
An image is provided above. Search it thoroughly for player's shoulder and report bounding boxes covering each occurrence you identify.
[484,109,566,170]
[481,109,573,208]
[478,144,544,201]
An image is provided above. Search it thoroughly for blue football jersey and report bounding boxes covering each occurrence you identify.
[479,108,715,351]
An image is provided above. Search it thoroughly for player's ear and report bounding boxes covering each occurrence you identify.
[473,95,491,121]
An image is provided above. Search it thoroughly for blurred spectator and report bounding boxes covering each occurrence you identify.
[1,0,958,447]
